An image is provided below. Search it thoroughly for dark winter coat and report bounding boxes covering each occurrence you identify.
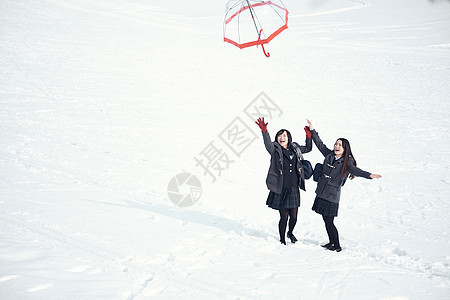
[262,131,312,194]
[311,129,372,203]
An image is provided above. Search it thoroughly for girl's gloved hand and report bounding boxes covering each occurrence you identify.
[304,126,312,139]
[255,117,268,133]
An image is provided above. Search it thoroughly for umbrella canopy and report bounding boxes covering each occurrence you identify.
[223,0,289,57]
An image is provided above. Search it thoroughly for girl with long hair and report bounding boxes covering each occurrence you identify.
[306,119,382,252]
[256,117,312,245]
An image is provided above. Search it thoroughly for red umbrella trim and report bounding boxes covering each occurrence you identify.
[224,1,289,49]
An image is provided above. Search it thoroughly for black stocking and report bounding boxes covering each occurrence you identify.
[279,208,298,243]
[288,207,298,234]
[279,209,289,243]
[323,215,340,247]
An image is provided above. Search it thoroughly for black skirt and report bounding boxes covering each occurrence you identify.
[266,187,300,210]
[312,197,339,217]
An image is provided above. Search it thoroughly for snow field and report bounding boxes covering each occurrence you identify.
[1,0,450,299]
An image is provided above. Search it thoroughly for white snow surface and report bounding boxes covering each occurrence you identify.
[1,0,450,299]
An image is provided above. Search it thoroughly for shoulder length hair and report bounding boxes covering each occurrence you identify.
[275,129,292,149]
[338,138,357,180]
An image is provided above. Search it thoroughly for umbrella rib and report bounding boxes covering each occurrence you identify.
[252,3,265,39]
[224,1,244,40]
[246,0,260,35]
[237,1,245,43]
[258,1,288,40]
[266,1,286,22]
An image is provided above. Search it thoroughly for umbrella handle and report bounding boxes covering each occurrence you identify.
[261,44,270,58]
[258,29,270,58]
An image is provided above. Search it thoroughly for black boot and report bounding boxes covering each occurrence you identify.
[328,245,342,252]
[321,242,333,249]
[287,232,298,243]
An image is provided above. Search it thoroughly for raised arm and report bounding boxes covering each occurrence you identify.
[307,119,332,157]
[256,117,275,154]
[296,126,313,154]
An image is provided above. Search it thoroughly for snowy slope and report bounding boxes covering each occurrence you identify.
[1,0,450,299]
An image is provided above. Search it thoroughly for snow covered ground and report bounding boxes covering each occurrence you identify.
[1,0,450,298]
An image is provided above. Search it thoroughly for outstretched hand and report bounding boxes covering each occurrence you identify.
[370,174,382,179]
[306,119,314,131]
[255,117,268,133]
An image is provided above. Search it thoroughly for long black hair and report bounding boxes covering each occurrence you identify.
[338,138,356,180]
[275,129,292,149]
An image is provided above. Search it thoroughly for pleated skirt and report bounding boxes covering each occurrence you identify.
[266,187,300,210]
[312,196,339,217]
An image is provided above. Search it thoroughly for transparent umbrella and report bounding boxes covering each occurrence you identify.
[223,0,289,57]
